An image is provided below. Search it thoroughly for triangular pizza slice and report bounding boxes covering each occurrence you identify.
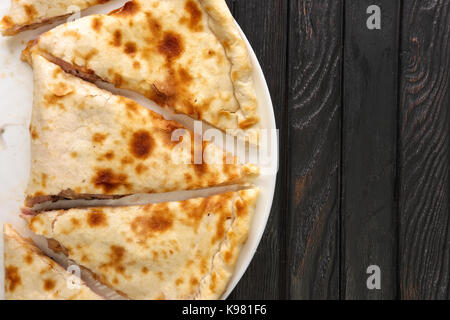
[26,188,259,299]
[25,53,258,208]
[3,224,102,300]
[0,0,110,36]
[35,0,259,142]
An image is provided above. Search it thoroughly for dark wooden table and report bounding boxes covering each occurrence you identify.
[226,0,449,300]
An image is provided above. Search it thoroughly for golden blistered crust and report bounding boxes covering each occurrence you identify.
[0,0,110,36]
[197,188,259,299]
[27,189,259,300]
[197,0,259,130]
[36,0,259,142]
[3,224,101,300]
[25,53,257,205]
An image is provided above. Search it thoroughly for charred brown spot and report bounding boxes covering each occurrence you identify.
[112,30,122,47]
[223,40,231,51]
[239,116,258,129]
[1,16,13,28]
[43,279,56,291]
[184,173,193,183]
[145,12,161,36]
[126,101,138,113]
[209,272,217,292]
[175,278,183,286]
[113,73,123,86]
[158,32,184,60]
[24,253,33,265]
[121,156,134,166]
[130,130,154,159]
[124,42,137,55]
[88,209,108,227]
[224,251,233,264]
[5,266,21,292]
[71,152,78,158]
[92,133,108,145]
[178,67,193,83]
[141,266,149,274]
[111,246,125,262]
[52,68,62,79]
[91,17,103,32]
[105,151,115,160]
[132,61,141,69]
[71,218,80,227]
[212,213,227,244]
[135,164,148,175]
[110,1,140,17]
[98,150,115,161]
[155,119,183,148]
[41,173,47,188]
[194,163,208,176]
[183,0,203,31]
[63,30,81,40]
[100,245,127,274]
[52,82,73,96]
[131,207,173,239]
[190,277,199,288]
[235,198,248,217]
[91,168,129,193]
[24,4,38,20]
[43,94,65,110]
[199,257,208,274]
[84,49,99,62]
[30,126,39,140]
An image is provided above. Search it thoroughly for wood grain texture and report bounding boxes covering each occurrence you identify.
[398,0,450,300]
[228,0,289,299]
[341,0,400,299]
[286,0,343,299]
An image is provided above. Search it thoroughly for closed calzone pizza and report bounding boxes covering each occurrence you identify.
[24,52,258,208]
[27,189,259,299]
[35,0,260,142]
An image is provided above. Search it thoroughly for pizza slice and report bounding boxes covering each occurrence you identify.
[24,53,258,208]
[26,188,259,299]
[35,0,259,142]
[3,224,102,300]
[0,0,110,36]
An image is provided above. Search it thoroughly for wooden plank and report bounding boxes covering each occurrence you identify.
[286,0,343,299]
[228,0,289,299]
[398,0,450,300]
[341,0,400,299]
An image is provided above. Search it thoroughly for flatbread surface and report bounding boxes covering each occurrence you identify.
[3,224,101,300]
[0,0,109,35]
[25,53,258,206]
[36,0,259,141]
[28,188,259,299]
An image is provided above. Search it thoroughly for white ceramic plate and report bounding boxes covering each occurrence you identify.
[0,0,277,300]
